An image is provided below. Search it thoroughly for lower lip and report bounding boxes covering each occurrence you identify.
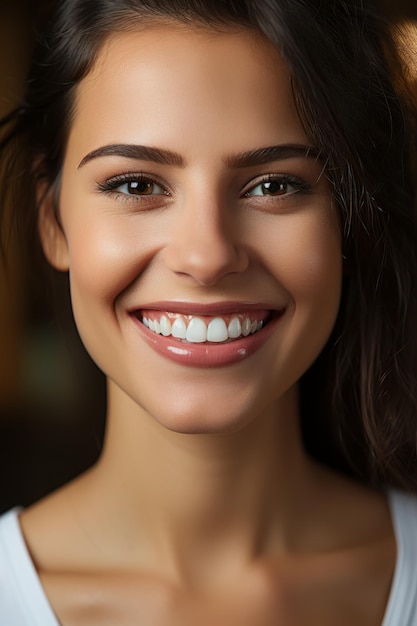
[131,312,284,368]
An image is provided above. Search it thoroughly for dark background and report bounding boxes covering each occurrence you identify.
[0,0,416,514]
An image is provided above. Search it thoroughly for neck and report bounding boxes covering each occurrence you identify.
[84,380,314,586]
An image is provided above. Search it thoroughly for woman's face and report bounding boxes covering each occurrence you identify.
[43,25,342,433]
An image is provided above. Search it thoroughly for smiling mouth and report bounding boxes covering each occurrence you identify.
[135,310,274,344]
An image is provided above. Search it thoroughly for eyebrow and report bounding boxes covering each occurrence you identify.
[78,143,319,169]
[226,144,319,168]
[78,144,185,169]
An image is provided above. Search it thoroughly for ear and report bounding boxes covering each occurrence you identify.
[37,184,69,271]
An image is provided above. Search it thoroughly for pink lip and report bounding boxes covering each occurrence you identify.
[129,301,279,316]
[129,303,285,368]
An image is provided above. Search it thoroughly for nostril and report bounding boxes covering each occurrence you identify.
[162,211,248,284]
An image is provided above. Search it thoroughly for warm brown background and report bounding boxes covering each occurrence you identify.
[0,0,416,513]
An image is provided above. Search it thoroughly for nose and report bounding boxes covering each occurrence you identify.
[163,193,249,286]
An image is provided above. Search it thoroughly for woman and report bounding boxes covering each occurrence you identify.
[0,0,416,623]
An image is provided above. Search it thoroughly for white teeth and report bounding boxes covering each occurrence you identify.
[227,317,241,339]
[186,317,207,343]
[160,315,171,336]
[241,318,252,336]
[207,318,228,342]
[171,318,187,339]
[142,313,267,342]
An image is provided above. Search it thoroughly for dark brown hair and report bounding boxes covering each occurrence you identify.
[1,0,417,489]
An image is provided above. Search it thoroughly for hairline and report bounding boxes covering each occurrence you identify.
[64,16,287,190]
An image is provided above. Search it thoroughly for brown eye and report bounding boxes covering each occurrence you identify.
[261,181,288,195]
[98,174,170,200]
[125,180,164,195]
[247,179,294,197]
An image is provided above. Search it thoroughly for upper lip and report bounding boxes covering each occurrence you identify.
[129,301,285,315]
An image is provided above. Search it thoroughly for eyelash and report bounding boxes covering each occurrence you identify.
[242,174,311,198]
[97,173,170,201]
[96,172,312,203]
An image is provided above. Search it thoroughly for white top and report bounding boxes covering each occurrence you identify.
[0,490,416,625]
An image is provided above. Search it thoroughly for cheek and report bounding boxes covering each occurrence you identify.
[262,211,342,387]
[255,208,341,302]
[292,227,341,303]
[254,207,342,376]
[62,213,160,303]
[287,216,342,364]
[293,231,341,334]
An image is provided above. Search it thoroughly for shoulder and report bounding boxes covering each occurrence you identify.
[0,508,59,626]
[383,490,417,626]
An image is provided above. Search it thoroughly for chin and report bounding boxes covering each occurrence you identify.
[156,412,255,437]
[148,397,259,436]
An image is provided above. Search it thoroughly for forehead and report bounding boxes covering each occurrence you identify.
[67,25,308,163]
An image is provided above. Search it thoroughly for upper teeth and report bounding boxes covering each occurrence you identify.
[142,314,264,343]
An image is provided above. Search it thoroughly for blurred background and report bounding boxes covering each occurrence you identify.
[0,0,106,513]
[0,0,416,514]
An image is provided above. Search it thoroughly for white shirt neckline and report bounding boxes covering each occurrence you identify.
[381,489,416,625]
[1,489,415,625]
[0,507,60,625]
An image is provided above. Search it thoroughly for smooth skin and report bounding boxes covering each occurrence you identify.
[21,25,395,625]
